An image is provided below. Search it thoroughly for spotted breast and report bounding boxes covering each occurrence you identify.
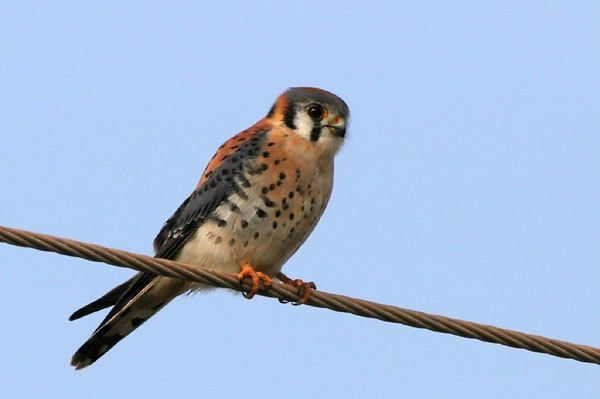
[174,125,335,283]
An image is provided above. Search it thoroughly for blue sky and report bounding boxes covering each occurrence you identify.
[1,1,599,398]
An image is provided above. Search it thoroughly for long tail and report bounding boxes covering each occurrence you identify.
[70,273,185,369]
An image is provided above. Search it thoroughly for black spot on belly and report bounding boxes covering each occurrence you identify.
[262,196,276,208]
[211,218,227,227]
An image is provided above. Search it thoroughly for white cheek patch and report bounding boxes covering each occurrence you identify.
[293,113,344,155]
[293,112,315,141]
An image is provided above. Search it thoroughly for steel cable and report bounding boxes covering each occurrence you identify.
[1,224,599,365]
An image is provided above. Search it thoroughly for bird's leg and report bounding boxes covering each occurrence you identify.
[276,272,316,305]
[237,263,272,299]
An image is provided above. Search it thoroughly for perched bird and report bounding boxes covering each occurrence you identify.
[69,87,349,369]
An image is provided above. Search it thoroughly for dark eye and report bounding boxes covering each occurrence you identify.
[306,104,324,119]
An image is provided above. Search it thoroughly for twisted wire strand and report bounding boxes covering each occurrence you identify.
[1,224,599,365]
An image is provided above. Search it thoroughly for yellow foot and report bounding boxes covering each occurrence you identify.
[237,264,272,299]
[276,272,316,305]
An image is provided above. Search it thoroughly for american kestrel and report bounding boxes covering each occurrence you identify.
[69,87,349,369]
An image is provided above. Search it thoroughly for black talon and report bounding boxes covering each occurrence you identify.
[239,278,252,299]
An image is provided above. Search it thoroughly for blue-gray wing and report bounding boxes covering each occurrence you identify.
[153,129,267,260]
[69,129,267,323]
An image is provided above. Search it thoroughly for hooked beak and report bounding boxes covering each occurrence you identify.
[325,124,346,138]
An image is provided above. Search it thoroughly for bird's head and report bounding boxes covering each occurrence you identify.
[267,87,349,156]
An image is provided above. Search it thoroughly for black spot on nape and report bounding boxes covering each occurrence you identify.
[275,210,281,217]
[261,163,268,171]
[274,159,280,165]
[131,317,145,328]
[241,220,249,228]
[310,125,321,142]
[229,238,236,246]
[272,221,278,229]
[279,172,286,180]
[262,151,270,158]
[289,213,295,220]
[267,142,274,147]
[261,187,269,194]
[253,232,260,239]
[288,191,294,199]
[283,105,296,129]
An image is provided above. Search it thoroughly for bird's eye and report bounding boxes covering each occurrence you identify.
[306,104,324,119]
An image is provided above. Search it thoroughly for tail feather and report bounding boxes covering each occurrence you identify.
[70,275,185,369]
[69,276,138,321]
